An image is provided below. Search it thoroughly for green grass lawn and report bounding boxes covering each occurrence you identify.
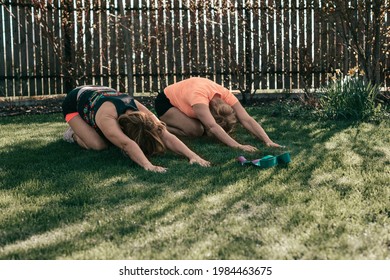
[0,107,389,260]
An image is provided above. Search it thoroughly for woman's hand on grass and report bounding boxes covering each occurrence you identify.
[144,163,168,173]
[238,144,258,152]
[189,155,211,167]
[265,141,285,148]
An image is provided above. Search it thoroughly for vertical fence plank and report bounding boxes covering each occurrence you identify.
[33,2,42,95]
[109,0,118,90]
[54,0,62,93]
[244,0,253,93]
[181,1,189,79]
[229,1,237,87]
[93,1,102,86]
[173,0,182,82]
[268,0,275,89]
[5,0,14,96]
[70,0,76,89]
[283,0,291,90]
[149,0,158,91]
[47,1,55,94]
[0,3,5,97]
[12,2,20,96]
[42,2,50,94]
[290,0,298,88]
[252,1,260,90]
[306,0,313,89]
[328,2,336,75]
[199,0,207,77]
[75,0,83,86]
[19,1,28,96]
[116,0,122,91]
[320,0,327,84]
[141,0,151,92]
[386,4,390,88]
[117,0,125,92]
[298,0,304,89]
[84,0,93,86]
[133,0,143,92]
[221,0,229,87]
[205,0,214,81]
[210,0,219,84]
[350,0,358,69]
[237,0,245,90]
[158,0,167,89]
[190,0,198,76]
[101,0,109,86]
[165,0,175,85]
[313,0,321,88]
[260,0,267,89]
[276,0,283,89]
[125,0,134,93]
[97,0,107,85]
[27,1,36,94]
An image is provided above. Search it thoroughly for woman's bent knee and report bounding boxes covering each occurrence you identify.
[74,134,107,150]
[186,124,204,137]
[89,140,108,151]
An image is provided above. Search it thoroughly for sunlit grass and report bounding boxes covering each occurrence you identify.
[0,110,389,260]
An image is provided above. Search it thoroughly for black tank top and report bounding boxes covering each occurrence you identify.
[76,86,139,130]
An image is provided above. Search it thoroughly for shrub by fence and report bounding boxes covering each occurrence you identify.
[0,0,389,98]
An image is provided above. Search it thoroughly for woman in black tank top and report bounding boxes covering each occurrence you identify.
[62,86,210,172]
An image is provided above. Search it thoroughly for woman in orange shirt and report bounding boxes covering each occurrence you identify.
[155,77,282,152]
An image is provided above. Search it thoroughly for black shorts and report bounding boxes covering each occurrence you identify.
[61,88,79,119]
[154,90,174,118]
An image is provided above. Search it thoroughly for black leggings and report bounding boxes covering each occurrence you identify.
[61,88,79,119]
[154,90,174,118]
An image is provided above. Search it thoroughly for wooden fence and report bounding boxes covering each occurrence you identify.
[0,0,389,98]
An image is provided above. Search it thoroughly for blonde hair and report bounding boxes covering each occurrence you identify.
[209,99,237,134]
[118,111,166,156]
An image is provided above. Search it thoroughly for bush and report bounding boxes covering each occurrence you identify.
[319,70,383,121]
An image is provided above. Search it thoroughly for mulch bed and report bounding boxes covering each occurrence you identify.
[0,93,323,118]
[0,99,64,117]
[0,96,156,117]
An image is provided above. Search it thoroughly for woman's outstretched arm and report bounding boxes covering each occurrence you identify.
[135,100,210,167]
[232,102,282,148]
[159,128,211,167]
[96,102,167,173]
[193,103,258,152]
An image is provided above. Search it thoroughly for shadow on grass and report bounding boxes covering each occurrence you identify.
[0,113,64,125]
[0,137,249,257]
[0,113,389,259]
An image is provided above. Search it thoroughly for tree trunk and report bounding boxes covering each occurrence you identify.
[63,0,75,92]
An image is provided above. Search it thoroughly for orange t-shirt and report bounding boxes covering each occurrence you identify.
[164,77,239,118]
